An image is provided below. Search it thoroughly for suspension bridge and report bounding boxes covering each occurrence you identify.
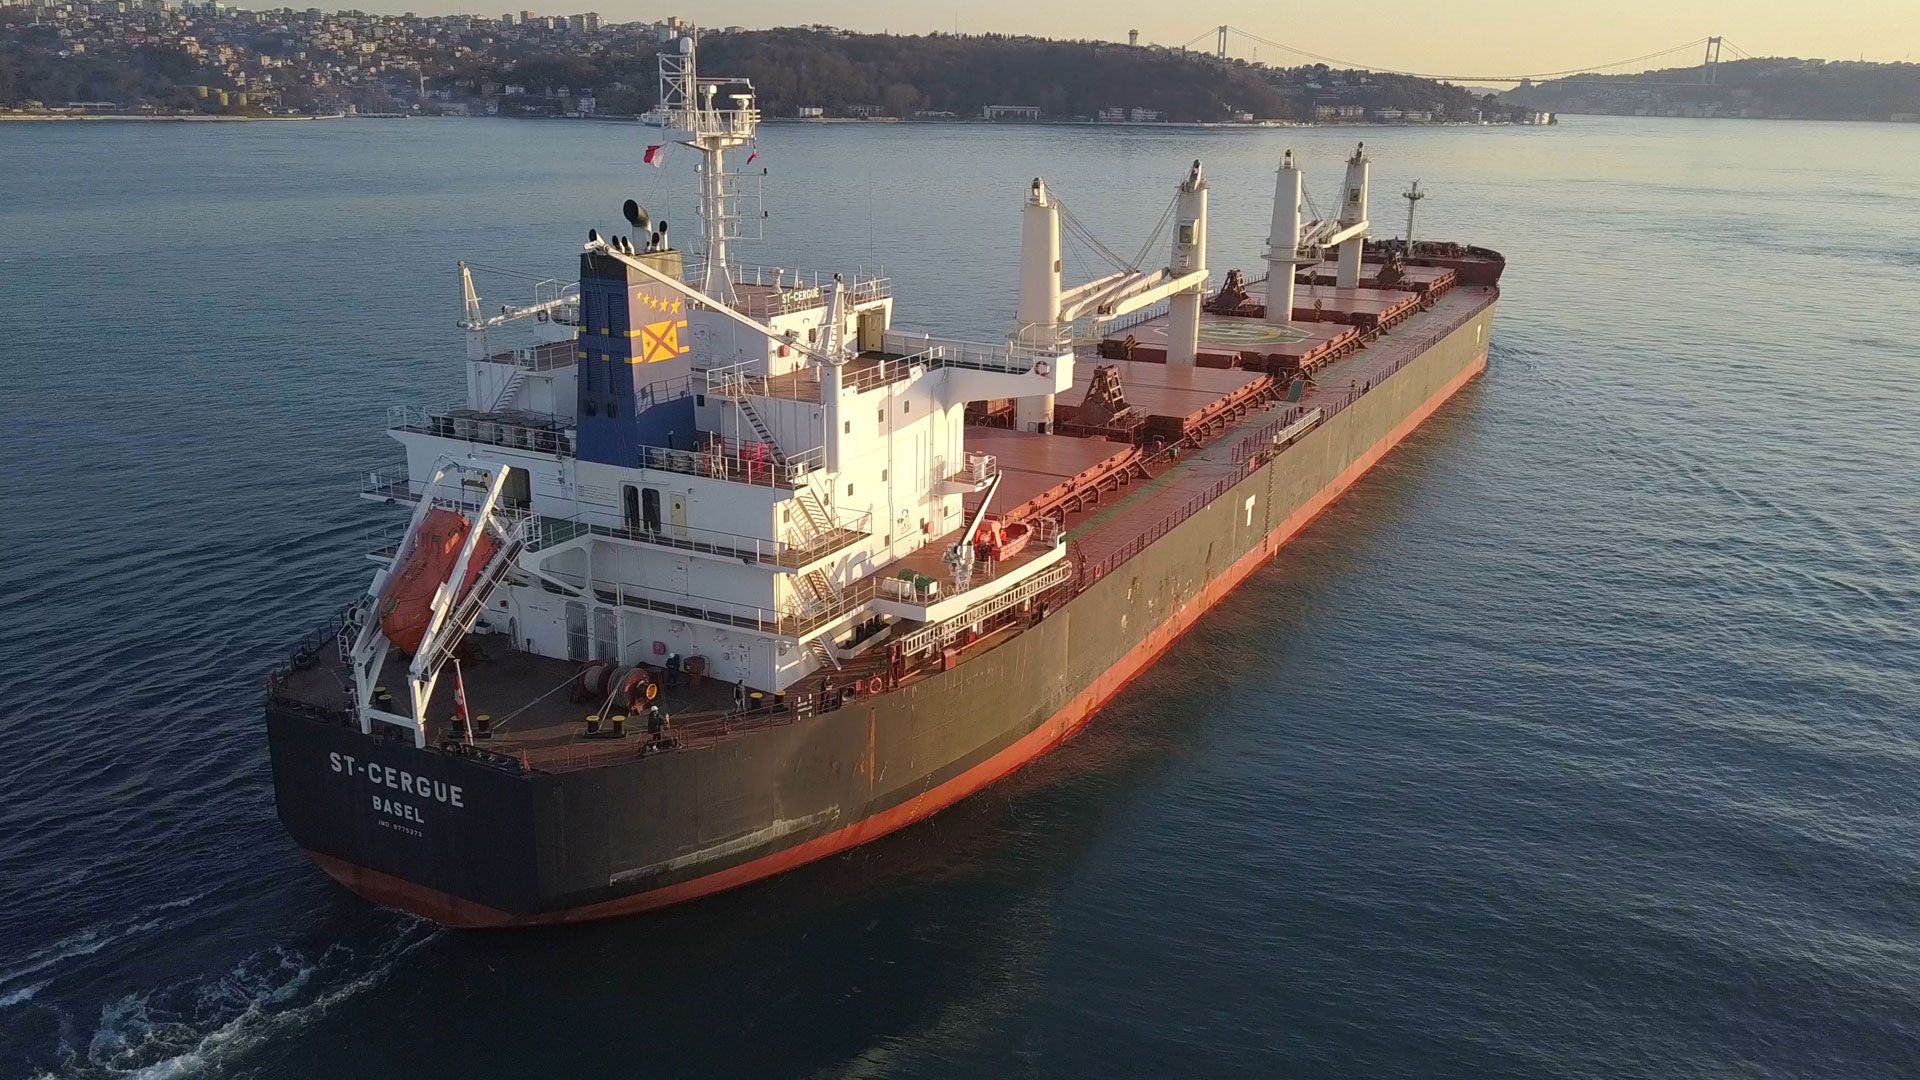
[1160,25,1759,85]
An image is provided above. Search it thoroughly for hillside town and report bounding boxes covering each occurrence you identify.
[0,0,701,114]
[0,2,1543,123]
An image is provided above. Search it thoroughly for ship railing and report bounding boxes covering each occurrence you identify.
[388,404,575,457]
[1076,474,1241,593]
[704,359,767,398]
[1103,299,1170,337]
[1071,299,1489,593]
[878,521,1060,607]
[881,331,1067,376]
[526,701,803,772]
[843,347,936,394]
[573,573,876,638]
[663,104,760,139]
[481,339,576,371]
[779,575,880,636]
[362,461,414,502]
[365,522,406,563]
[1226,407,1323,464]
[893,560,1074,658]
[684,261,891,316]
[637,438,823,488]
[934,451,999,488]
[361,464,533,520]
[528,506,871,567]
[264,601,365,712]
[1291,299,1484,428]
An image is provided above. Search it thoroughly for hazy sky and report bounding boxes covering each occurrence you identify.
[427,0,1920,72]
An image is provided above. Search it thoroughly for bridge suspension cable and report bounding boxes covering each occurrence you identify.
[1198,26,1716,84]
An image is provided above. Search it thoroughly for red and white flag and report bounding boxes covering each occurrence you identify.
[746,148,759,164]
[643,144,665,167]
[453,660,473,742]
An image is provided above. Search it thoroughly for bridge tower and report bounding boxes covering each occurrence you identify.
[1702,36,1723,85]
[1216,25,1228,59]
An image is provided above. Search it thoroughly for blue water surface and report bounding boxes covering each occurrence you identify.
[0,114,1917,1079]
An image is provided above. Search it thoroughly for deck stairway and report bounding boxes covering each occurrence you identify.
[734,398,787,467]
[805,638,840,671]
[489,367,529,413]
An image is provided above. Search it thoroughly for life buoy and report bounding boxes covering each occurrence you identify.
[1034,359,1051,377]
[536,310,549,323]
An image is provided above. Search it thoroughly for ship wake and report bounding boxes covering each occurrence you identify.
[27,917,441,1080]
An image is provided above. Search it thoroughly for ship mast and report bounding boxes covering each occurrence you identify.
[656,33,759,306]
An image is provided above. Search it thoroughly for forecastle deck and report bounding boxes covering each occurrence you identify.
[266,281,1498,925]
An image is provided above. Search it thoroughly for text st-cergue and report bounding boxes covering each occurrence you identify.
[330,752,464,826]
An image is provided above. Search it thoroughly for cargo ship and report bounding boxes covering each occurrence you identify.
[266,37,1503,928]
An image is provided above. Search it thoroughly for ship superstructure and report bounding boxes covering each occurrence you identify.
[268,35,1503,926]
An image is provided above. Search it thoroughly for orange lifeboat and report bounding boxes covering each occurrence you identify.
[973,519,1032,562]
[377,508,499,654]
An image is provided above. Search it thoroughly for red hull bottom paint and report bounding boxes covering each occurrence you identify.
[308,349,1490,929]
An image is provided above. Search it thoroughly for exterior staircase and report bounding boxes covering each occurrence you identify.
[789,478,837,552]
[489,367,529,413]
[805,637,840,671]
[735,398,788,467]
[796,566,837,615]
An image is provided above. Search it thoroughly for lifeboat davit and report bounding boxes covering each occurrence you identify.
[377,508,499,654]
[973,519,1032,562]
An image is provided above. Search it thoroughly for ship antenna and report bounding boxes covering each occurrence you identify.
[655,31,757,305]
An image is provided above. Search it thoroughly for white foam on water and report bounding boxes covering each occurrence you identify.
[1,982,46,1009]
[0,893,209,993]
[36,916,440,1080]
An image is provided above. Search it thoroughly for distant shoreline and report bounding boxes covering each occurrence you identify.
[0,112,343,123]
[0,111,1554,130]
[1523,108,1920,124]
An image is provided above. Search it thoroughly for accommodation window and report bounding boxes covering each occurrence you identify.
[695,393,706,407]
[846,483,854,497]
[843,420,851,434]
[881,468,888,482]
